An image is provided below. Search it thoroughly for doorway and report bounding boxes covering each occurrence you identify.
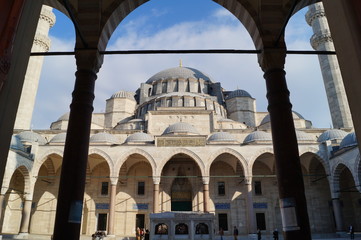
[97,213,107,231]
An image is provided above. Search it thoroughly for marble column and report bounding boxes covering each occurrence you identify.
[332,198,344,232]
[260,48,311,240]
[53,49,103,240]
[107,183,117,235]
[245,177,257,234]
[153,177,160,213]
[202,177,210,212]
[19,198,32,233]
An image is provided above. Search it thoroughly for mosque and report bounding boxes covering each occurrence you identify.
[2,2,361,240]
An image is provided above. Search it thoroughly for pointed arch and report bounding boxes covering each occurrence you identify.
[248,147,274,171]
[157,148,204,176]
[88,148,114,171]
[114,148,156,177]
[332,163,353,196]
[299,147,330,176]
[206,148,248,177]
[33,148,64,177]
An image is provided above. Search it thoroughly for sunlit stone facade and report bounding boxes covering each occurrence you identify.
[5,63,361,238]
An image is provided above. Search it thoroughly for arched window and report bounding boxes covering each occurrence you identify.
[195,223,209,234]
[175,223,188,234]
[155,223,168,234]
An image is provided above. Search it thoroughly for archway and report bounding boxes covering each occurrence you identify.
[117,153,153,237]
[2,169,25,234]
[31,153,62,235]
[161,153,202,212]
[337,165,361,230]
[252,152,281,233]
[209,152,245,234]
[300,152,333,233]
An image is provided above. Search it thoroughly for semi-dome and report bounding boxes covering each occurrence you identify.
[260,111,305,125]
[49,132,67,143]
[208,132,237,142]
[111,90,135,100]
[18,131,47,145]
[163,122,199,135]
[90,132,119,144]
[243,131,272,144]
[125,132,154,143]
[226,89,252,99]
[317,129,348,143]
[146,66,214,84]
[296,130,315,142]
[340,132,357,148]
[10,135,26,151]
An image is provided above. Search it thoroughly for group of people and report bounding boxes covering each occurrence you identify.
[219,227,278,240]
[91,231,106,240]
[136,227,149,240]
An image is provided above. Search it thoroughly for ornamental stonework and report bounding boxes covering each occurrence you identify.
[156,137,206,147]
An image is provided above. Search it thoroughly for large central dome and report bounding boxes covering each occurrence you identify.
[146,66,214,84]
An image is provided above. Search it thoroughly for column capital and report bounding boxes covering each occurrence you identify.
[75,48,103,74]
[153,176,161,185]
[244,176,252,185]
[202,176,210,185]
[109,176,119,186]
[258,47,286,72]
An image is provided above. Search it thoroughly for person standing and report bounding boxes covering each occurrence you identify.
[136,227,141,240]
[219,227,224,240]
[233,226,238,240]
[273,229,279,240]
[349,225,355,239]
[257,229,262,240]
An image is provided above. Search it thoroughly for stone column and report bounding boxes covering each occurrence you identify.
[202,177,210,212]
[107,182,117,235]
[259,48,311,240]
[153,177,160,213]
[19,197,32,234]
[245,177,257,234]
[0,194,5,222]
[332,198,344,232]
[53,49,103,240]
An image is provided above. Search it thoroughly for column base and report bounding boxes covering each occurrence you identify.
[15,233,29,239]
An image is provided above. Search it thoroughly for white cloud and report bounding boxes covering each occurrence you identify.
[33,7,331,129]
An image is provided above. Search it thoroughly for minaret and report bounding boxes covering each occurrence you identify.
[306,3,353,129]
[14,6,55,130]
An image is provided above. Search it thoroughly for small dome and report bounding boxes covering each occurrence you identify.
[17,131,47,145]
[111,90,135,100]
[90,132,119,144]
[146,66,214,84]
[296,130,315,142]
[226,89,252,99]
[243,131,272,144]
[340,132,358,148]
[317,129,348,143]
[57,112,70,121]
[10,135,25,151]
[49,132,67,143]
[260,111,305,125]
[163,122,199,135]
[208,132,237,142]
[125,132,154,143]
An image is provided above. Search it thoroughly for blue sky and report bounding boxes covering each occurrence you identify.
[32,1,332,129]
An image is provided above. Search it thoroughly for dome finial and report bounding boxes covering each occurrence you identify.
[179,59,183,68]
